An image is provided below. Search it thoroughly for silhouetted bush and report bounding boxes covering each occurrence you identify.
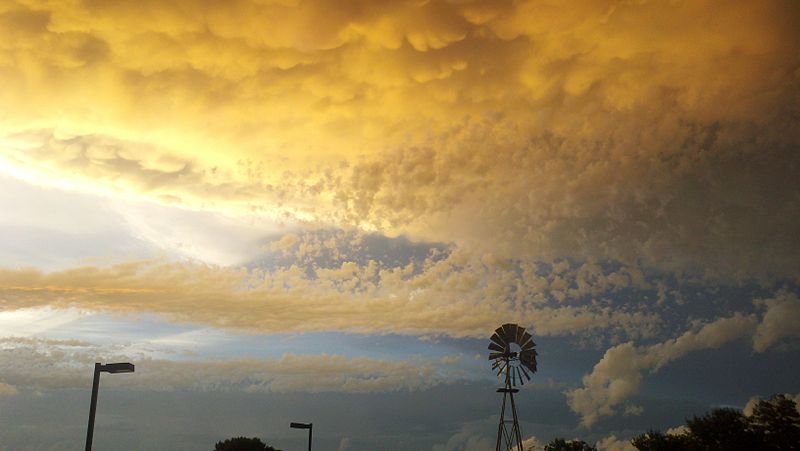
[543,438,597,451]
[213,436,282,451]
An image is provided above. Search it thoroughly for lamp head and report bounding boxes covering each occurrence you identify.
[100,362,135,374]
[290,422,312,429]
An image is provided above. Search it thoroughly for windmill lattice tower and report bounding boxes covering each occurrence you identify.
[488,323,538,451]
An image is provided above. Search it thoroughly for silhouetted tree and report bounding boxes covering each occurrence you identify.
[543,438,597,451]
[631,430,689,451]
[685,407,761,450]
[632,395,800,451]
[749,394,800,450]
[213,436,282,451]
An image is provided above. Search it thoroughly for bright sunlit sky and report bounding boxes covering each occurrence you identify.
[1,1,799,450]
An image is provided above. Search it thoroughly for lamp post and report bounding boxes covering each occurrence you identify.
[290,422,312,451]
[85,362,135,451]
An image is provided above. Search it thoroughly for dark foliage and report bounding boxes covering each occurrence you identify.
[631,430,689,451]
[213,436,282,451]
[632,395,800,451]
[543,438,597,451]
[685,408,760,450]
[749,394,800,451]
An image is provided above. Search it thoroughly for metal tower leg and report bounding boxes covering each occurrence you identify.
[495,369,524,451]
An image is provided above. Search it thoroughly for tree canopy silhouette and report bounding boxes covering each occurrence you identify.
[542,438,597,451]
[213,436,282,451]
[632,394,800,451]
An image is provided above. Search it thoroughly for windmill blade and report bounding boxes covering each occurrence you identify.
[501,324,518,343]
[519,331,533,348]
[522,357,537,373]
[488,342,505,353]
[495,361,507,377]
[519,351,537,373]
[488,352,505,361]
[491,359,503,370]
[521,340,536,351]
[515,326,527,345]
[519,364,531,381]
[516,367,524,385]
[490,332,507,348]
[521,353,537,369]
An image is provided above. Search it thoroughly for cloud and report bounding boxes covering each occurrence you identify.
[0,250,662,339]
[566,314,758,426]
[743,393,800,416]
[521,436,545,451]
[431,417,495,451]
[596,435,635,451]
[0,381,17,396]
[0,0,797,278]
[0,337,460,393]
[753,290,800,352]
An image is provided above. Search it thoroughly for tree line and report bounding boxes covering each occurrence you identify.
[537,394,799,451]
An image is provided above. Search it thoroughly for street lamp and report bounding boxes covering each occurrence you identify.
[290,422,312,451]
[85,362,135,451]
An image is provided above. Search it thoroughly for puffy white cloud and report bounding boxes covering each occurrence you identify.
[753,291,800,352]
[566,314,758,426]
[743,393,800,416]
[521,436,545,451]
[596,435,635,451]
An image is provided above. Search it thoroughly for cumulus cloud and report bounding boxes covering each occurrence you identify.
[0,337,459,393]
[743,393,800,416]
[431,417,495,451]
[521,436,545,451]
[596,435,635,451]
[566,314,758,426]
[0,0,797,278]
[753,290,800,352]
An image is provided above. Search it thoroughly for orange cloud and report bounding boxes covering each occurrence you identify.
[0,249,661,339]
[0,0,797,278]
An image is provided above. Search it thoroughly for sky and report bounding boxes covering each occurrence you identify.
[0,0,799,450]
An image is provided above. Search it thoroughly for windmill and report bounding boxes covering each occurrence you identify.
[488,323,537,451]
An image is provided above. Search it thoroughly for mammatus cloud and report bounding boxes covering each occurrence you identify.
[566,314,758,426]
[0,0,798,278]
[0,338,459,394]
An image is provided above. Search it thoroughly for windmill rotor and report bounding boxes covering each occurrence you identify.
[487,323,537,386]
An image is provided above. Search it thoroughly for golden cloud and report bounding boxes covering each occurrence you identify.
[0,249,661,339]
[0,0,798,277]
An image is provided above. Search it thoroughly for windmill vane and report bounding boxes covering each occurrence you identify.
[487,323,538,386]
